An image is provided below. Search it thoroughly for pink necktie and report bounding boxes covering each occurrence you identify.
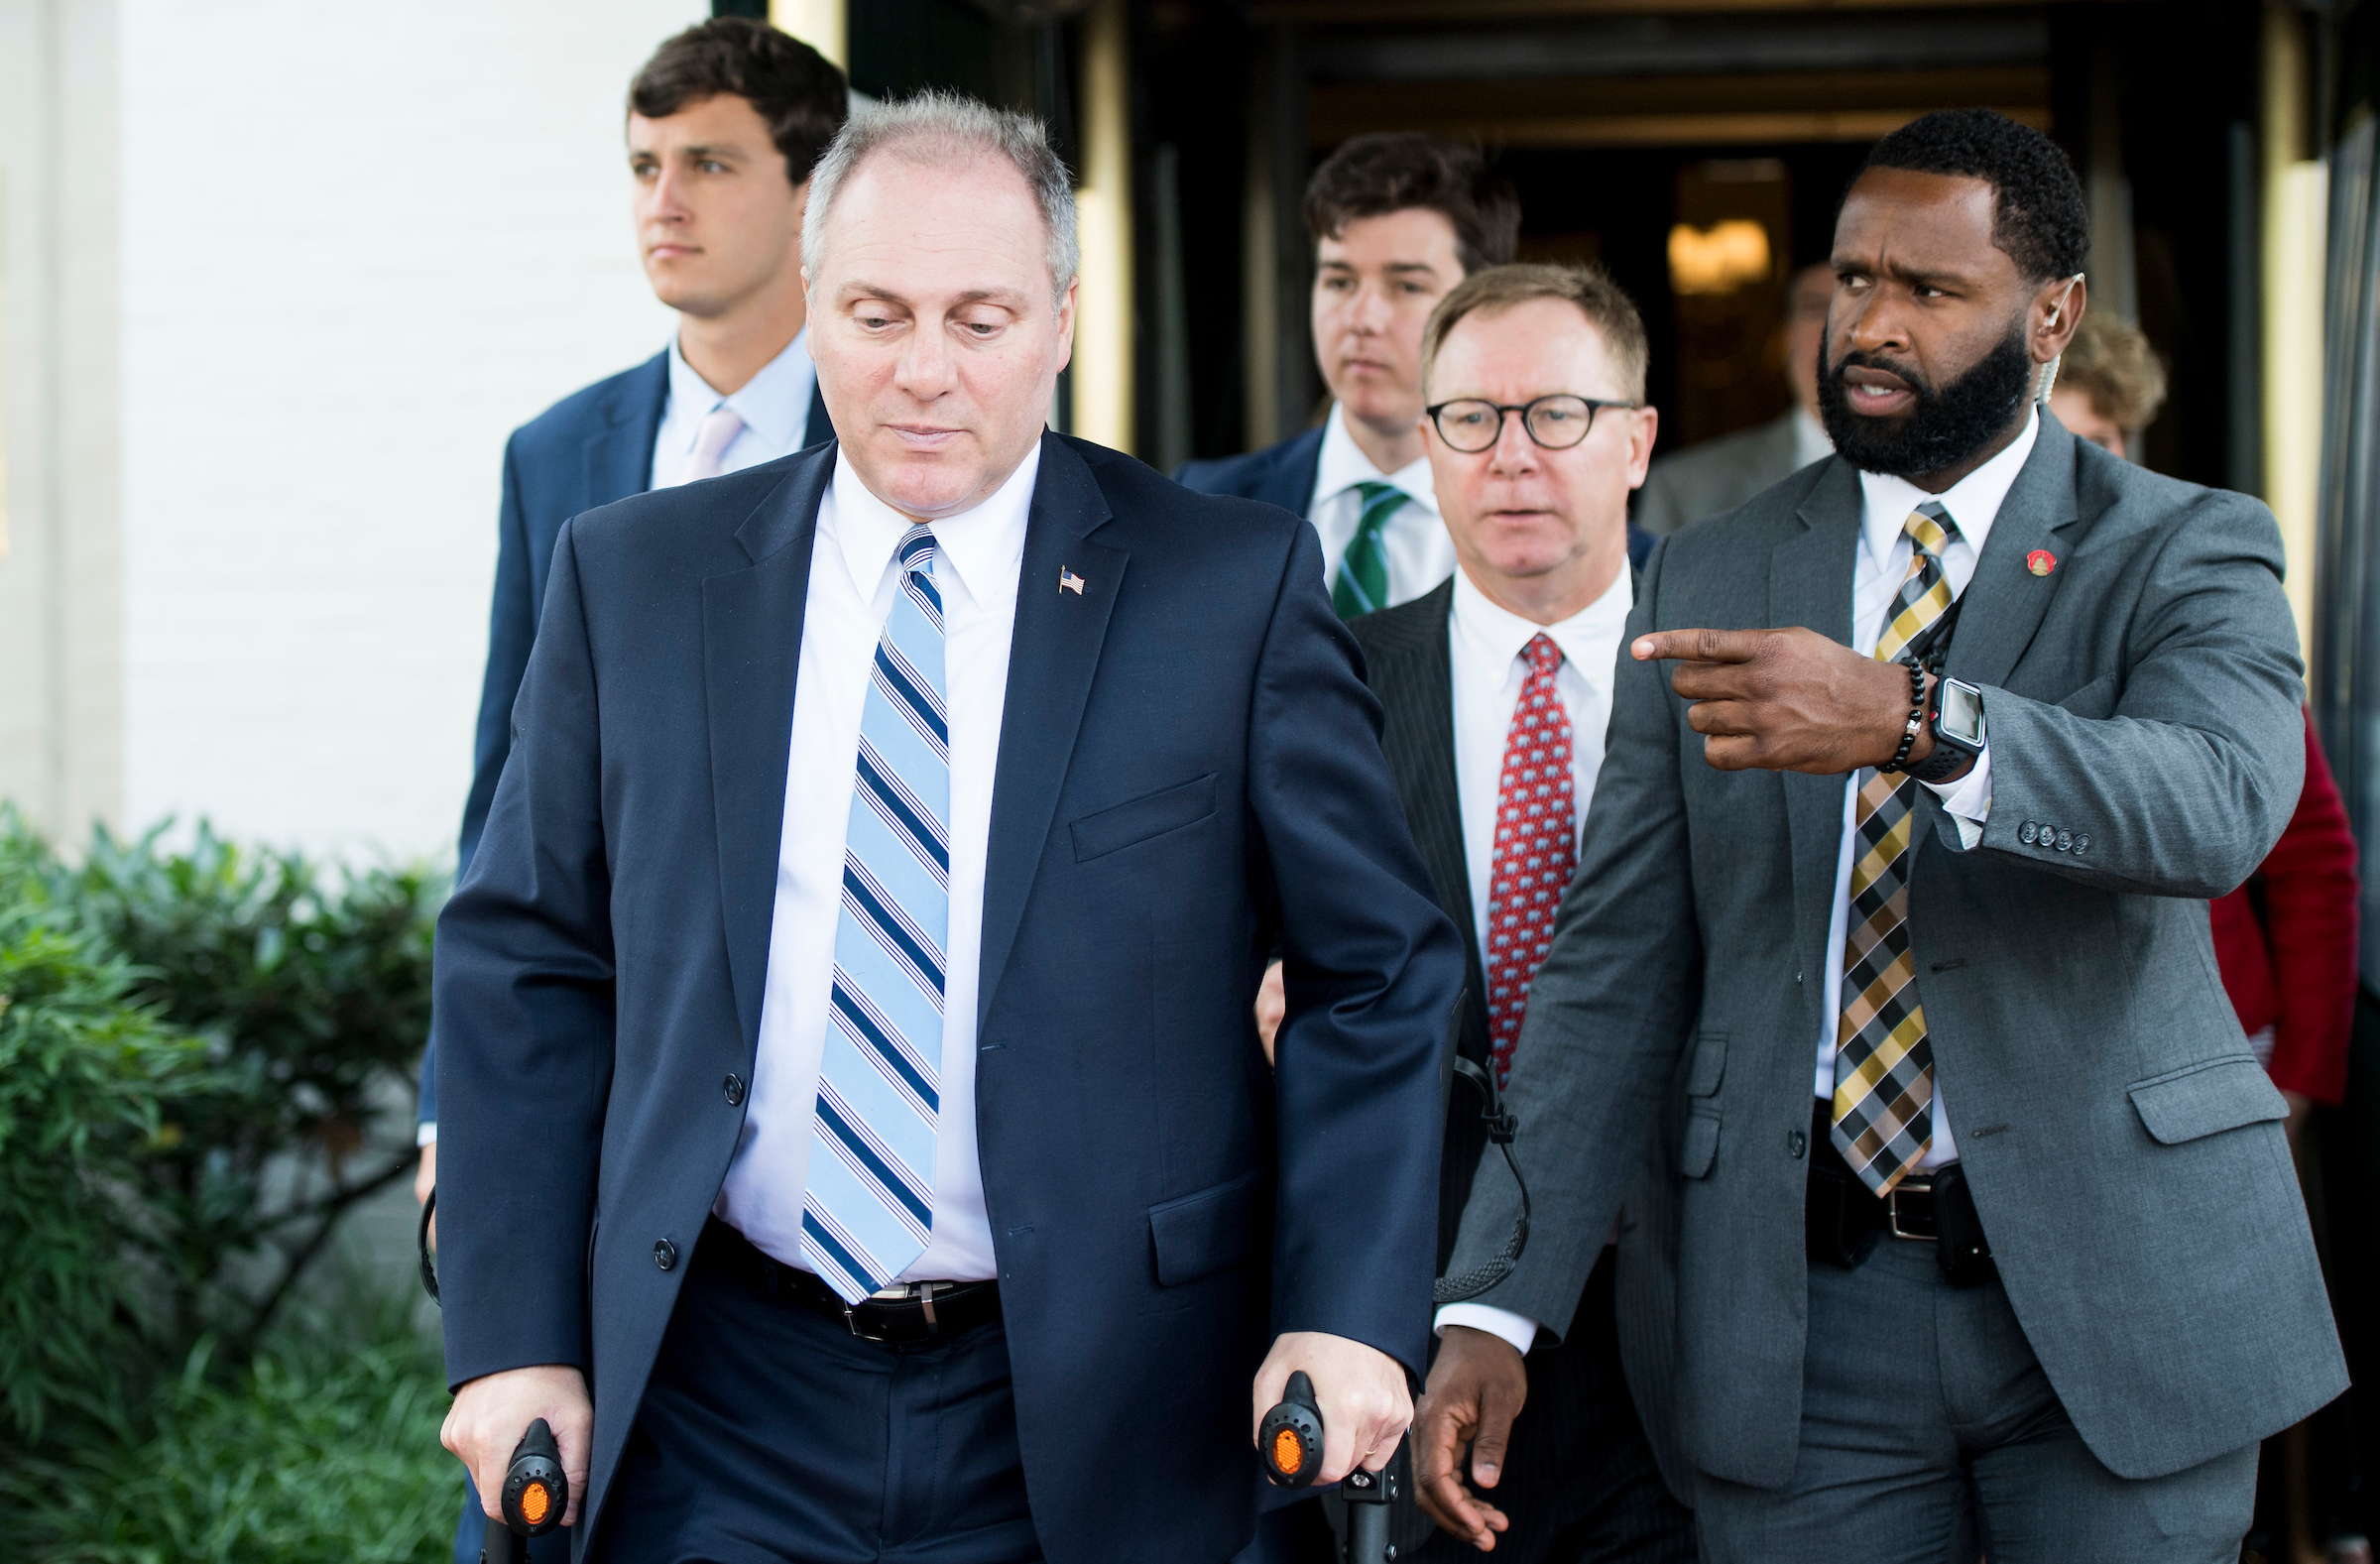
[681,406,746,484]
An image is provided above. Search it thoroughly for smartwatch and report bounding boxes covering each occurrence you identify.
[1905,676,1985,784]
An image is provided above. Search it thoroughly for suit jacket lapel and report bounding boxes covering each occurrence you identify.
[1946,418,2083,692]
[979,436,1127,1028]
[1369,584,1488,1048]
[1776,461,1863,959]
[583,351,666,509]
[702,446,833,1054]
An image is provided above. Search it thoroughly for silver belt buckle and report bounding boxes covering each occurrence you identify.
[843,1281,947,1340]
[1888,1177,1937,1241]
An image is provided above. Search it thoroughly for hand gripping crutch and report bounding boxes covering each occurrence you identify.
[1259,1372,1412,1564]
[479,1419,567,1564]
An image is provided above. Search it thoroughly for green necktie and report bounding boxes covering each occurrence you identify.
[1332,480,1405,620]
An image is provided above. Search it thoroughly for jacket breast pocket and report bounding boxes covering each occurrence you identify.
[1071,774,1220,863]
[1148,1165,1270,1285]
[2128,1055,2288,1144]
[1687,1030,1726,1098]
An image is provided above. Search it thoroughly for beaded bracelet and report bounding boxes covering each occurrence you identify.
[1874,659,1927,774]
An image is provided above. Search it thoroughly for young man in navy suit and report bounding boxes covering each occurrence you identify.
[432,93,1463,1563]
[415,19,844,1559]
[1177,135,1518,616]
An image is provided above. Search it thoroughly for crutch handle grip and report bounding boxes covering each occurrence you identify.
[480,1417,567,1561]
[1258,1370,1325,1487]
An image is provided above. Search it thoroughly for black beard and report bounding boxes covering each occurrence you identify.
[1818,324,2034,480]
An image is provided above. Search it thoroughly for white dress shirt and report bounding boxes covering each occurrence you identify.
[1811,410,2031,1156]
[1446,567,1635,955]
[1307,403,1457,608]
[1431,563,1634,1352]
[1440,415,2034,1360]
[714,443,1039,1283]
[651,327,819,489]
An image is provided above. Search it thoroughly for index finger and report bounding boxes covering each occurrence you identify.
[1632,627,1759,663]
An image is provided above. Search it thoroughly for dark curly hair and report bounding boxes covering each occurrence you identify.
[630,18,849,186]
[1856,109,2088,283]
[1304,133,1520,276]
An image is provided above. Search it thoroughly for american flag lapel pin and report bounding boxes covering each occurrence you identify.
[1060,567,1086,595]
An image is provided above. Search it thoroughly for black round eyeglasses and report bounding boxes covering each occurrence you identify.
[1424,394,1639,453]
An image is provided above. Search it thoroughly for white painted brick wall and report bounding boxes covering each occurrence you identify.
[118,0,699,865]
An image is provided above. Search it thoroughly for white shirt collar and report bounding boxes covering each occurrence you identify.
[1449,558,1634,689]
[1854,407,2039,571]
[1313,401,1438,514]
[666,327,814,454]
[828,440,1040,611]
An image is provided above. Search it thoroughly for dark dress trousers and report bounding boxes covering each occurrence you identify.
[417,352,831,1126]
[433,433,1466,1563]
[1352,581,1695,1564]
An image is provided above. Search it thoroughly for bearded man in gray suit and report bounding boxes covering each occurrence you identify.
[1416,108,2345,1562]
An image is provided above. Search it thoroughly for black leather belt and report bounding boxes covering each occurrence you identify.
[1804,1103,1995,1286]
[701,1217,1002,1344]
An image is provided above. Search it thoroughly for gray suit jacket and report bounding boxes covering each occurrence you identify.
[1634,411,1812,538]
[1447,416,2348,1489]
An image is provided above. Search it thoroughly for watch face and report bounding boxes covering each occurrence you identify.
[1938,679,1984,746]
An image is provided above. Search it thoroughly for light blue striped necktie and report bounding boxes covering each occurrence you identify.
[801,524,949,1302]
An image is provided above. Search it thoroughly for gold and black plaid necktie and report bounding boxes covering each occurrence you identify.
[1832,501,1958,1195]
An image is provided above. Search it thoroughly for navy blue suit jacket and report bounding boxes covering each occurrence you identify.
[432,434,1466,1563]
[1175,424,1325,514]
[417,353,831,1123]
[1176,422,1657,570]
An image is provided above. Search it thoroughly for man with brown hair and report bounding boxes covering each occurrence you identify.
[1349,262,1695,1562]
[1179,133,1519,616]
[414,18,846,1560]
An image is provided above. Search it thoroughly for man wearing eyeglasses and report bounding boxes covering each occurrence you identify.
[1331,262,1694,1561]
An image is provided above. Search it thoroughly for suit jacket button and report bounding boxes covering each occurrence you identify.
[654,1239,677,1271]
[724,1073,746,1107]
[2020,821,2040,844]
[1787,1129,1808,1159]
[2073,833,2090,855]
[2056,829,2073,852]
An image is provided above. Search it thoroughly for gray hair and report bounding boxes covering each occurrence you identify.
[801,90,1079,306]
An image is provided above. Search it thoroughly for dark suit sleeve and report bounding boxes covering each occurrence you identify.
[1962,490,2306,898]
[1253,523,1467,1383]
[433,519,618,1386]
[419,432,539,1128]
[1444,538,1705,1342]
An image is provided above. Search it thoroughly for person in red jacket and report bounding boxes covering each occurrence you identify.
[2209,710,2359,1145]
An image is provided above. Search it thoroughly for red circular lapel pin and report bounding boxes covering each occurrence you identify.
[2026,548,2057,577]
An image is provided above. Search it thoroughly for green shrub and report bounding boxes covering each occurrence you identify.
[3,1291,455,1564]
[0,853,209,1442]
[33,817,442,1359]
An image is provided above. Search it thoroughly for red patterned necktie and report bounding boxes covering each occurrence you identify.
[1485,633,1579,1087]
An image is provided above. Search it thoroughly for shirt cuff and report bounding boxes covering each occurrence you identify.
[1433,1302,1539,1358]
[416,1121,437,1146]
[1920,741,1991,850]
